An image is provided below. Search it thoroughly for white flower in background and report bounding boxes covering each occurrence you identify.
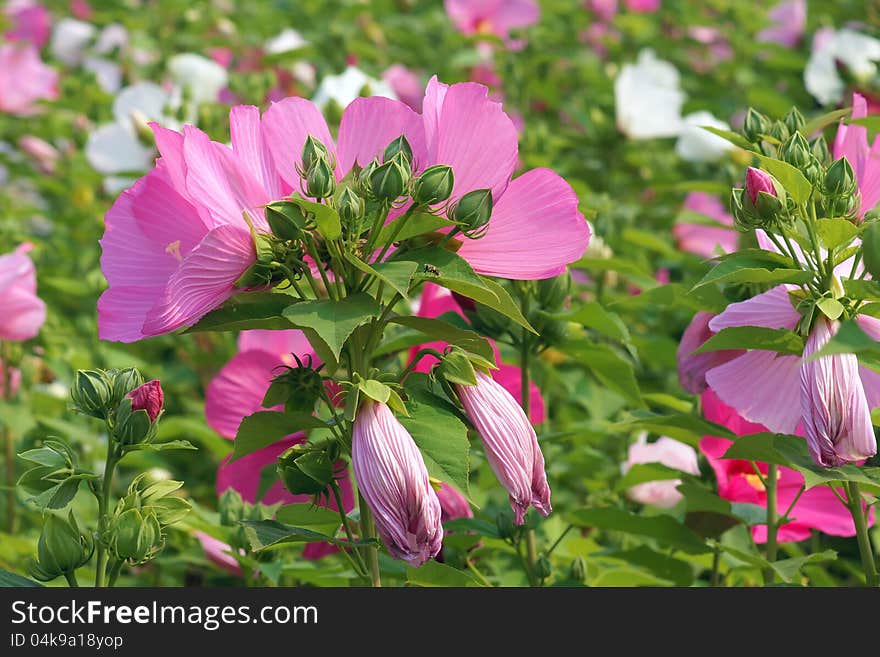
[49,18,128,93]
[675,111,733,162]
[312,65,396,110]
[264,28,309,54]
[621,434,699,508]
[805,28,880,106]
[167,53,228,107]
[615,49,685,139]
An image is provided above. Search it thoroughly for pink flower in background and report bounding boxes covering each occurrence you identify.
[0,243,46,341]
[676,311,743,394]
[194,531,242,576]
[705,231,880,447]
[445,0,539,40]
[18,135,58,174]
[623,0,659,12]
[622,435,699,508]
[437,483,473,521]
[70,0,91,20]
[383,64,424,112]
[0,44,58,115]
[700,389,873,542]
[352,401,443,565]
[588,0,618,23]
[800,318,876,467]
[4,0,51,47]
[673,192,737,258]
[0,360,22,398]
[455,371,551,524]
[833,93,880,219]
[127,379,164,421]
[757,0,806,49]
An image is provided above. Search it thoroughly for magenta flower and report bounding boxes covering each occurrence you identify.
[4,1,51,48]
[0,44,58,115]
[437,483,473,522]
[700,389,874,542]
[676,311,743,394]
[352,401,443,565]
[621,435,699,508]
[623,0,660,12]
[383,64,424,112]
[0,243,46,341]
[756,0,806,49]
[588,0,618,23]
[800,318,876,467]
[194,531,243,576]
[745,166,776,204]
[127,379,164,422]
[455,371,551,524]
[673,192,737,259]
[833,93,880,219]
[444,0,539,40]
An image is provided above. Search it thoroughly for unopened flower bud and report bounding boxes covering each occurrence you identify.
[570,556,586,582]
[262,360,324,413]
[336,186,365,225]
[383,135,413,166]
[110,508,162,563]
[369,153,410,201]
[452,189,493,238]
[768,120,790,144]
[277,444,334,495]
[71,369,113,419]
[535,554,552,579]
[823,157,857,196]
[306,155,336,199]
[127,380,164,422]
[266,201,307,241]
[301,135,330,173]
[742,108,770,142]
[412,164,454,206]
[495,510,517,540]
[109,367,144,409]
[30,514,93,581]
[537,273,571,310]
[218,489,245,526]
[782,106,805,134]
[811,135,831,166]
[745,167,776,205]
[781,132,811,168]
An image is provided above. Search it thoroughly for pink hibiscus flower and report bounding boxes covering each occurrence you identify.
[383,64,424,112]
[4,0,51,48]
[833,93,880,219]
[444,0,539,40]
[0,43,58,115]
[0,243,46,341]
[98,77,588,342]
[623,0,660,12]
[673,192,737,259]
[700,389,873,542]
[756,0,806,49]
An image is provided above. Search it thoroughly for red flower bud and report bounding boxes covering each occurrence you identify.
[126,379,164,422]
[745,167,776,204]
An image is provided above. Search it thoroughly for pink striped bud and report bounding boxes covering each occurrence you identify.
[351,401,443,566]
[436,483,473,522]
[455,371,552,524]
[745,166,776,204]
[800,318,877,467]
[126,379,164,422]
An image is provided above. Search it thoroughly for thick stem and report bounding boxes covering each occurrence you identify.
[64,571,79,588]
[94,447,117,588]
[763,463,779,585]
[358,492,381,587]
[846,482,878,587]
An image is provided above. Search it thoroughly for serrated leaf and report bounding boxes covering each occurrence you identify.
[755,154,813,204]
[242,519,374,551]
[569,507,709,554]
[694,326,804,355]
[232,411,328,461]
[388,315,495,363]
[815,218,860,250]
[187,292,295,333]
[547,302,632,346]
[692,249,811,290]
[343,252,418,299]
[700,126,753,150]
[282,293,380,362]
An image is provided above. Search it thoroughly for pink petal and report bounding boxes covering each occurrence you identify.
[337,96,428,176]
[262,97,336,189]
[708,285,800,331]
[706,351,802,433]
[216,436,308,505]
[142,224,255,336]
[194,531,243,576]
[229,104,283,200]
[455,168,590,279]
[0,285,44,341]
[238,329,316,364]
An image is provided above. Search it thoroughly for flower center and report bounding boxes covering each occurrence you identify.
[165,240,183,262]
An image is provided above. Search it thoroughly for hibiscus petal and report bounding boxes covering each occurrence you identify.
[455,168,589,279]
[237,329,315,364]
[708,285,800,331]
[229,104,282,200]
[205,349,284,439]
[262,97,336,189]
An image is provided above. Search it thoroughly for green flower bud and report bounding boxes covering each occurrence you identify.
[452,189,493,238]
[369,153,410,201]
[113,397,155,446]
[537,272,571,310]
[31,514,93,581]
[266,201,307,241]
[781,132,812,168]
[110,508,162,563]
[306,155,336,199]
[811,135,831,166]
[412,164,454,206]
[261,356,324,414]
[782,106,805,134]
[535,554,552,579]
[301,135,330,173]
[71,369,113,419]
[768,120,790,144]
[219,488,245,526]
[755,190,784,220]
[539,318,569,346]
[742,108,770,142]
[109,368,144,410]
[277,444,334,496]
[570,556,586,583]
[358,158,378,191]
[495,511,517,541]
[383,135,413,166]
[336,186,366,225]
[824,157,857,196]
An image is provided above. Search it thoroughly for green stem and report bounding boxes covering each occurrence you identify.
[64,571,79,588]
[374,205,418,264]
[763,463,778,585]
[710,546,721,587]
[304,235,336,301]
[106,560,123,587]
[357,492,381,587]
[94,445,118,588]
[331,481,366,575]
[517,290,541,587]
[1,341,16,534]
[846,481,878,587]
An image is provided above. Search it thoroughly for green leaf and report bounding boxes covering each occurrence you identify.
[816,297,844,321]
[130,439,197,452]
[693,326,804,355]
[477,277,536,334]
[377,211,450,244]
[815,218,860,250]
[844,278,880,302]
[282,293,380,362]
[569,507,709,554]
[388,315,495,363]
[343,253,418,299]
[862,221,880,279]
[547,302,631,345]
[849,115,880,132]
[357,378,391,404]
[399,377,471,496]
[700,126,753,150]
[755,155,813,204]
[0,568,42,587]
[29,478,81,509]
[242,519,373,551]
[802,106,852,137]
[566,340,642,407]
[406,560,484,587]
[609,412,734,447]
[692,249,812,290]
[233,411,328,461]
[186,292,295,333]
[575,256,657,290]
[288,197,342,240]
[603,546,694,586]
[615,462,683,492]
[274,503,342,535]
[17,447,66,468]
[442,517,500,538]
